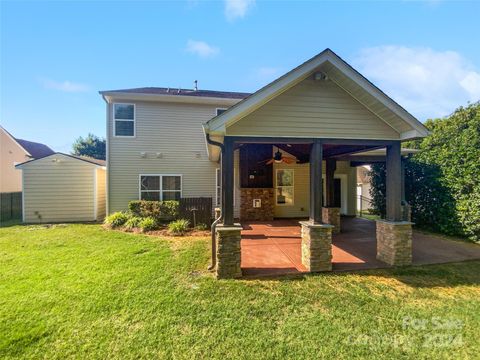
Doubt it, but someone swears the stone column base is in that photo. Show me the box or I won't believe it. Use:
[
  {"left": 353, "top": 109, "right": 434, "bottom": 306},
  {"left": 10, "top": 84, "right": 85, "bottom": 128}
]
[
  {"left": 215, "top": 224, "right": 242, "bottom": 279},
  {"left": 300, "top": 221, "right": 333, "bottom": 272},
  {"left": 322, "top": 207, "right": 341, "bottom": 234},
  {"left": 376, "top": 220, "right": 413, "bottom": 266}
]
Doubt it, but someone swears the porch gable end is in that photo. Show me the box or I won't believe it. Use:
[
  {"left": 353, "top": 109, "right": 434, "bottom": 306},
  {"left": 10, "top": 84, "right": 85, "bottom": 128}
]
[{"left": 225, "top": 75, "right": 400, "bottom": 139}]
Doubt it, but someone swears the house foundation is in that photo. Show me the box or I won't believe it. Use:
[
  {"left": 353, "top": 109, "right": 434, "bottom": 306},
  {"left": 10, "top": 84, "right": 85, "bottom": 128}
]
[
  {"left": 376, "top": 220, "right": 412, "bottom": 266},
  {"left": 215, "top": 224, "right": 242, "bottom": 279},
  {"left": 322, "top": 207, "right": 341, "bottom": 233},
  {"left": 300, "top": 221, "right": 333, "bottom": 272}
]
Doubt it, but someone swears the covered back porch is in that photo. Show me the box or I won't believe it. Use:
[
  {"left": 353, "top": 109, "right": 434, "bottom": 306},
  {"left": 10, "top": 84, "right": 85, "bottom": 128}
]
[{"left": 204, "top": 49, "right": 430, "bottom": 279}]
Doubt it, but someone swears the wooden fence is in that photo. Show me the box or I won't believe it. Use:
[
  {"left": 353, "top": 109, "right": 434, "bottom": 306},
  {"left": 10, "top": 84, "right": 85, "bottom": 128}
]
[
  {"left": 1, "top": 192, "right": 22, "bottom": 224},
  {"left": 179, "top": 197, "right": 213, "bottom": 227}
]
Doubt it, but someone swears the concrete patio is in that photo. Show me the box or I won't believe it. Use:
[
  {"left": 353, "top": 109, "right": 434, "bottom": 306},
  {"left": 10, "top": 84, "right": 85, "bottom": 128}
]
[{"left": 241, "top": 217, "right": 480, "bottom": 277}]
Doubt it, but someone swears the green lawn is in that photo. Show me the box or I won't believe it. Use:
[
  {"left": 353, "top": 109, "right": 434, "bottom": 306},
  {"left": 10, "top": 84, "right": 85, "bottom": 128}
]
[{"left": 1, "top": 224, "right": 479, "bottom": 359}]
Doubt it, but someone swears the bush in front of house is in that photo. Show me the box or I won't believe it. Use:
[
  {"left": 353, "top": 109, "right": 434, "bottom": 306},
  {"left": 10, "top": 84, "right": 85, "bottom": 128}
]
[
  {"left": 124, "top": 216, "right": 142, "bottom": 231},
  {"left": 128, "top": 200, "right": 179, "bottom": 222},
  {"left": 168, "top": 219, "right": 190, "bottom": 235},
  {"left": 139, "top": 217, "right": 158, "bottom": 232},
  {"left": 195, "top": 223, "right": 209, "bottom": 231},
  {"left": 104, "top": 212, "right": 129, "bottom": 228}
]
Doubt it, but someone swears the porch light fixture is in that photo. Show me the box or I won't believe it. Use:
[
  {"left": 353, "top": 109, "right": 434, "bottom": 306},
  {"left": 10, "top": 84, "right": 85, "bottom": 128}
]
[
  {"left": 273, "top": 150, "right": 283, "bottom": 163},
  {"left": 314, "top": 71, "right": 329, "bottom": 81},
  {"left": 140, "top": 152, "right": 147, "bottom": 158}
]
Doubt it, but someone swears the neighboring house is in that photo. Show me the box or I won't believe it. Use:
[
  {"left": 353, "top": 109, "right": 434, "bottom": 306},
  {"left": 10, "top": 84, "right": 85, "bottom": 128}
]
[
  {"left": 16, "top": 153, "right": 106, "bottom": 223},
  {"left": 0, "top": 126, "right": 54, "bottom": 192},
  {"left": 357, "top": 165, "right": 372, "bottom": 211},
  {"left": 99, "top": 49, "right": 428, "bottom": 223}
]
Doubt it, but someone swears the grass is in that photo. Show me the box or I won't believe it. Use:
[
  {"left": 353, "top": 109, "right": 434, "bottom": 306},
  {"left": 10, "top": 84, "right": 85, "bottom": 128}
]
[{"left": 1, "top": 224, "right": 479, "bottom": 359}]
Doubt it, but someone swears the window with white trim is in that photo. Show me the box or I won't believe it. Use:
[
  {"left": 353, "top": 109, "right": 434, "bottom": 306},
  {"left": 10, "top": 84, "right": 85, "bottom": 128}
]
[
  {"left": 216, "top": 108, "right": 227, "bottom": 116},
  {"left": 215, "top": 168, "right": 221, "bottom": 206},
  {"left": 276, "top": 169, "right": 294, "bottom": 205},
  {"left": 114, "top": 103, "right": 135, "bottom": 137},
  {"left": 215, "top": 168, "right": 235, "bottom": 207},
  {"left": 140, "top": 175, "right": 181, "bottom": 201}
]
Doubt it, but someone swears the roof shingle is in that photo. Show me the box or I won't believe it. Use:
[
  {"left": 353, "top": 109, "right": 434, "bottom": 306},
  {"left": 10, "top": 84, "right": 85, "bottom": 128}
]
[
  {"left": 15, "top": 138, "right": 55, "bottom": 159},
  {"left": 100, "top": 87, "right": 251, "bottom": 99}
]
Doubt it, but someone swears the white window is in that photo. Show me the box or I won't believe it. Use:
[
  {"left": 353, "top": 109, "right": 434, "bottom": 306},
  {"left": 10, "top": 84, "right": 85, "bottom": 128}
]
[
  {"left": 215, "top": 168, "right": 235, "bottom": 207},
  {"left": 139, "top": 175, "right": 182, "bottom": 201},
  {"left": 114, "top": 103, "right": 135, "bottom": 137},
  {"left": 276, "top": 169, "right": 294, "bottom": 205},
  {"left": 216, "top": 108, "right": 227, "bottom": 116},
  {"left": 215, "top": 168, "right": 221, "bottom": 206}
]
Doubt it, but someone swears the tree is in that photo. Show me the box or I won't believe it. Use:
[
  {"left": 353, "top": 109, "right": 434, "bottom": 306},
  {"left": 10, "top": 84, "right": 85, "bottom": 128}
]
[
  {"left": 369, "top": 102, "right": 480, "bottom": 242},
  {"left": 72, "top": 133, "right": 106, "bottom": 160}
]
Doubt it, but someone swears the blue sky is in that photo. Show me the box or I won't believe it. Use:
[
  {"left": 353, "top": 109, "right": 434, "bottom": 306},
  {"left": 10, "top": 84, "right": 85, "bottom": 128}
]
[{"left": 1, "top": 0, "right": 479, "bottom": 152}]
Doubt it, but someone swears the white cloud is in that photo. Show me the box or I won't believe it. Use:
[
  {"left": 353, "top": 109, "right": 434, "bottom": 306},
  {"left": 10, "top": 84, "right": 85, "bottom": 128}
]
[
  {"left": 224, "top": 0, "right": 255, "bottom": 21},
  {"left": 352, "top": 46, "right": 480, "bottom": 119},
  {"left": 185, "top": 39, "right": 219, "bottom": 58},
  {"left": 40, "top": 78, "right": 90, "bottom": 92}
]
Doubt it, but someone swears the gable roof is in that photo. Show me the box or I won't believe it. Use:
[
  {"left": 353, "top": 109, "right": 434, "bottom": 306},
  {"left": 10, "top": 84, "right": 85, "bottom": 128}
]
[
  {"left": 16, "top": 152, "right": 106, "bottom": 169},
  {"left": 0, "top": 126, "right": 55, "bottom": 158},
  {"left": 204, "top": 48, "right": 429, "bottom": 140}
]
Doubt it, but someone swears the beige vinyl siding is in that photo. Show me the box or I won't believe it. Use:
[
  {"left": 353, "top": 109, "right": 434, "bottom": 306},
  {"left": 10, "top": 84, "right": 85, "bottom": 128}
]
[
  {"left": 21, "top": 154, "right": 97, "bottom": 223},
  {"left": 108, "top": 101, "right": 227, "bottom": 213},
  {"left": 226, "top": 76, "right": 400, "bottom": 139},
  {"left": 0, "top": 128, "right": 30, "bottom": 192},
  {"left": 96, "top": 167, "right": 106, "bottom": 221}
]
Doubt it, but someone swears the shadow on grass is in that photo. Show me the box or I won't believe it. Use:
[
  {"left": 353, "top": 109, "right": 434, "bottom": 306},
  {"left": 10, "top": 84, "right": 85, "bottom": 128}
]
[{"left": 241, "top": 260, "right": 480, "bottom": 289}]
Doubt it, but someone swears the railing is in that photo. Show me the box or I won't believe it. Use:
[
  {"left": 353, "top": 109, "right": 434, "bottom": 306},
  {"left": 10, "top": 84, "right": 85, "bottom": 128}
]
[
  {"left": 357, "top": 195, "right": 374, "bottom": 218},
  {"left": 0, "top": 192, "right": 22, "bottom": 225},
  {"left": 179, "top": 197, "right": 213, "bottom": 227}
]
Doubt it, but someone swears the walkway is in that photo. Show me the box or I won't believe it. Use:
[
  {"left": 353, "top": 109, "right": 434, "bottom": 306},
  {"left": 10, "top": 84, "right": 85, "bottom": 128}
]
[{"left": 241, "top": 217, "right": 480, "bottom": 277}]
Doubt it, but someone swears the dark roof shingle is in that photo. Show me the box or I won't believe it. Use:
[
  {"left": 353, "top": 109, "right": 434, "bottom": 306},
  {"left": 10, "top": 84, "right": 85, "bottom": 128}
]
[
  {"left": 16, "top": 138, "right": 55, "bottom": 159},
  {"left": 100, "top": 87, "right": 251, "bottom": 99}
]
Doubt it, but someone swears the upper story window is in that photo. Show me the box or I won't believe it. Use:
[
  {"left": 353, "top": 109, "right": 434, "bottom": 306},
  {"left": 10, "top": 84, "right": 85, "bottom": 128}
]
[
  {"left": 114, "top": 103, "right": 135, "bottom": 137},
  {"left": 216, "top": 108, "right": 227, "bottom": 116}
]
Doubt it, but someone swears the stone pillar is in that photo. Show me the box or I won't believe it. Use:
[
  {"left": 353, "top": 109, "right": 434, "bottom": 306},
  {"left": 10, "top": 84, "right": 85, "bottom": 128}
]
[
  {"left": 300, "top": 221, "right": 333, "bottom": 272},
  {"left": 215, "top": 224, "right": 242, "bottom": 279},
  {"left": 322, "top": 207, "right": 341, "bottom": 234},
  {"left": 376, "top": 220, "right": 413, "bottom": 266}
]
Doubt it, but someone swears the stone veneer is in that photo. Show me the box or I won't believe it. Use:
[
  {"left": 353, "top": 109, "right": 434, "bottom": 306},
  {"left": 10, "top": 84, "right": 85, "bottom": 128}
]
[
  {"left": 322, "top": 207, "right": 341, "bottom": 234},
  {"left": 300, "top": 221, "right": 333, "bottom": 272},
  {"left": 376, "top": 220, "right": 413, "bottom": 266},
  {"left": 215, "top": 224, "right": 242, "bottom": 279},
  {"left": 240, "top": 188, "right": 274, "bottom": 221}
]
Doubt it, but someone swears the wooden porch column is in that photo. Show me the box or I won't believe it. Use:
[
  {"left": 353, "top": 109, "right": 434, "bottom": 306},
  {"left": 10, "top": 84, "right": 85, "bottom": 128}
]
[
  {"left": 309, "top": 139, "right": 323, "bottom": 224},
  {"left": 386, "top": 141, "right": 402, "bottom": 221},
  {"left": 325, "top": 158, "right": 336, "bottom": 207},
  {"left": 222, "top": 137, "right": 235, "bottom": 226}
]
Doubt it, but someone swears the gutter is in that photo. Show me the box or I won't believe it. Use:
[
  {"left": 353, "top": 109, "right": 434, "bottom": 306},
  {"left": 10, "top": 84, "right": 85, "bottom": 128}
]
[{"left": 205, "top": 132, "right": 224, "bottom": 271}]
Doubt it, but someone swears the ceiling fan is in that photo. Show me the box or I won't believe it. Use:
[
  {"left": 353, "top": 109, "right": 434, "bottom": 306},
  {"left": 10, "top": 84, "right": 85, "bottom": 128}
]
[{"left": 259, "top": 150, "right": 297, "bottom": 165}]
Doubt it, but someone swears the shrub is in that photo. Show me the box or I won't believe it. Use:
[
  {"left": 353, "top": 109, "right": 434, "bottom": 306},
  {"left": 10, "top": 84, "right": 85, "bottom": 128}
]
[
  {"left": 124, "top": 216, "right": 142, "bottom": 230},
  {"left": 104, "top": 212, "right": 129, "bottom": 228},
  {"left": 139, "top": 217, "right": 158, "bottom": 232},
  {"left": 128, "top": 200, "right": 179, "bottom": 222},
  {"left": 369, "top": 102, "right": 480, "bottom": 242},
  {"left": 195, "top": 223, "right": 209, "bottom": 231},
  {"left": 168, "top": 219, "right": 190, "bottom": 235}
]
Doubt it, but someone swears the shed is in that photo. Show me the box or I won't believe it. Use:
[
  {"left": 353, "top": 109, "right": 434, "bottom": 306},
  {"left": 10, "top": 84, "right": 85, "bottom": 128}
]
[{"left": 16, "top": 153, "right": 106, "bottom": 223}]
